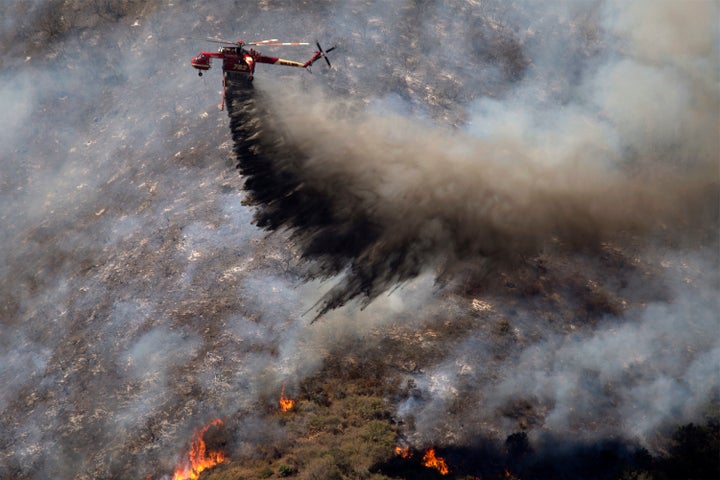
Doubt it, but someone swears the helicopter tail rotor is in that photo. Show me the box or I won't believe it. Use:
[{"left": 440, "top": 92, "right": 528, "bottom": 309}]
[
  {"left": 307, "top": 41, "right": 336, "bottom": 69},
  {"left": 318, "top": 41, "right": 336, "bottom": 68}
]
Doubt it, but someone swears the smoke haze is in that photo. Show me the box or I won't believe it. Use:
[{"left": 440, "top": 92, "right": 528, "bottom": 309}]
[
  {"left": 0, "top": 0, "right": 718, "bottom": 478},
  {"left": 228, "top": 0, "right": 718, "bottom": 314}
]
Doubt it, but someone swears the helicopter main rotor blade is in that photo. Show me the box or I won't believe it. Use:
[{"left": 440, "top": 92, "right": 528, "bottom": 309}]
[
  {"left": 249, "top": 41, "right": 310, "bottom": 46},
  {"left": 207, "top": 37, "right": 243, "bottom": 45},
  {"left": 206, "top": 38, "right": 310, "bottom": 47},
  {"left": 247, "top": 38, "right": 280, "bottom": 45}
]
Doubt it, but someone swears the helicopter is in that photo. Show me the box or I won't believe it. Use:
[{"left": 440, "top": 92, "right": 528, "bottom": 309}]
[{"left": 191, "top": 38, "right": 336, "bottom": 109}]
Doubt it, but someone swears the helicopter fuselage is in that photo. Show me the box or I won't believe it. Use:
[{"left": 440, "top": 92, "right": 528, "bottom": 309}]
[
  {"left": 191, "top": 40, "right": 334, "bottom": 110},
  {"left": 191, "top": 46, "right": 306, "bottom": 79}
]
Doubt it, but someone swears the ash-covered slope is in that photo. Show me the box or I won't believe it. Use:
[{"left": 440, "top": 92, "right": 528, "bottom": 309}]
[{"left": 1, "top": 1, "right": 718, "bottom": 479}]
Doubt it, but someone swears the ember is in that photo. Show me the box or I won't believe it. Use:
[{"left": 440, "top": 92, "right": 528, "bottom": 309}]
[
  {"left": 422, "top": 447, "right": 449, "bottom": 475},
  {"left": 279, "top": 385, "right": 295, "bottom": 412},
  {"left": 172, "top": 419, "right": 226, "bottom": 480},
  {"left": 394, "top": 445, "right": 412, "bottom": 458}
]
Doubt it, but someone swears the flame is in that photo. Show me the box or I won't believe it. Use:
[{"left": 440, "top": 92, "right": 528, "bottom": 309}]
[
  {"left": 422, "top": 447, "right": 449, "bottom": 475},
  {"left": 279, "top": 385, "right": 295, "bottom": 412},
  {"left": 172, "top": 419, "right": 226, "bottom": 480},
  {"left": 394, "top": 445, "right": 412, "bottom": 458}
]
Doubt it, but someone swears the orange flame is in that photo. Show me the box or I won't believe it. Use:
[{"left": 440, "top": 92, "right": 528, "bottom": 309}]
[
  {"left": 422, "top": 447, "right": 449, "bottom": 475},
  {"left": 172, "top": 419, "right": 226, "bottom": 480},
  {"left": 394, "top": 445, "right": 412, "bottom": 458},
  {"left": 279, "top": 385, "right": 295, "bottom": 412}
]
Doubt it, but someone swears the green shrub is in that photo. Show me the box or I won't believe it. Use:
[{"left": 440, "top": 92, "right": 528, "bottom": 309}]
[
  {"left": 308, "top": 414, "right": 344, "bottom": 435},
  {"left": 299, "top": 455, "right": 343, "bottom": 480},
  {"left": 361, "top": 420, "right": 394, "bottom": 444},
  {"left": 279, "top": 463, "right": 296, "bottom": 477}
]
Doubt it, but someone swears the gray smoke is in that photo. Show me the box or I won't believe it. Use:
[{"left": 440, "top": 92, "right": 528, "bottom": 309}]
[
  {"left": 231, "top": 0, "right": 717, "bottom": 315},
  {"left": 231, "top": 0, "right": 719, "bottom": 452},
  {"left": 396, "top": 247, "right": 719, "bottom": 448}
]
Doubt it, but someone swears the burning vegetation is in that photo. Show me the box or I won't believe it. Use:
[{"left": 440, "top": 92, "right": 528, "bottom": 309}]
[
  {"left": 422, "top": 448, "right": 449, "bottom": 475},
  {"left": 279, "top": 385, "right": 295, "bottom": 413},
  {"left": 172, "top": 419, "right": 226, "bottom": 480},
  {"left": 393, "top": 445, "right": 450, "bottom": 475},
  {"left": 0, "top": 2, "right": 718, "bottom": 480},
  {"left": 394, "top": 445, "right": 411, "bottom": 459}
]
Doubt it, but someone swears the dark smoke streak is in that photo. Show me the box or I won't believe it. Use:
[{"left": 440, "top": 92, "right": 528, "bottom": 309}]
[
  {"left": 227, "top": 76, "right": 717, "bottom": 318},
  {"left": 2, "top": 1, "right": 718, "bottom": 478},
  {"left": 226, "top": 77, "right": 391, "bottom": 316}
]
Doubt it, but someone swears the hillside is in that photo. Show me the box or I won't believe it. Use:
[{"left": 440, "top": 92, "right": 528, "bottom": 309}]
[{"left": 1, "top": 1, "right": 718, "bottom": 479}]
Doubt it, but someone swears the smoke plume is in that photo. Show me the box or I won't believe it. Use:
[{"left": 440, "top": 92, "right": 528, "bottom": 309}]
[{"left": 230, "top": 0, "right": 718, "bottom": 315}]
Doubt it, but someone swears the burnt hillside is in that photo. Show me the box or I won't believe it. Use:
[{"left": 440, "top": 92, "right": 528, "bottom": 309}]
[{"left": 1, "top": 1, "right": 718, "bottom": 479}]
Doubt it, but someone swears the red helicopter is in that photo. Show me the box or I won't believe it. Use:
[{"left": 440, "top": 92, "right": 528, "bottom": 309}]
[{"left": 191, "top": 38, "right": 335, "bottom": 109}]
